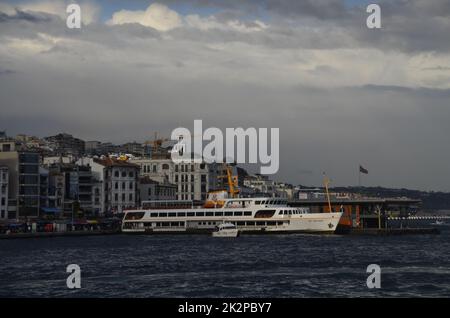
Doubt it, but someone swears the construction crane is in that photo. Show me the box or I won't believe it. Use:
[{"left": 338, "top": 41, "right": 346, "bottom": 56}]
[{"left": 217, "top": 163, "right": 240, "bottom": 198}]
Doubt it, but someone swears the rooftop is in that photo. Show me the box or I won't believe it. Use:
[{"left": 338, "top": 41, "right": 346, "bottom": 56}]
[{"left": 94, "top": 157, "right": 139, "bottom": 168}]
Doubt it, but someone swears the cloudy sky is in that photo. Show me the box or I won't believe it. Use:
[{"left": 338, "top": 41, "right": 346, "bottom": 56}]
[{"left": 1, "top": 0, "right": 449, "bottom": 191}]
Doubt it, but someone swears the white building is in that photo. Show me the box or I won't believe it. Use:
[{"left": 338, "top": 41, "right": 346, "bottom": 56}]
[
  {"left": 0, "top": 166, "right": 8, "bottom": 219},
  {"left": 131, "top": 158, "right": 214, "bottom": 201},
  {"left": 79, "top": 157, "right": 139, "bottom": 214}
]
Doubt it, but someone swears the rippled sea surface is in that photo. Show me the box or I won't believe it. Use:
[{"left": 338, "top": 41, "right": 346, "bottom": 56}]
[{"left": 1, "top": 226, "right": 449, "bottom": 297}]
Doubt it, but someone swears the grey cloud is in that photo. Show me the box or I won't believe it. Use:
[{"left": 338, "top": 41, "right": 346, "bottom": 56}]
[{"left": 1, "top": 1, "right": 450, "bottom": 191}]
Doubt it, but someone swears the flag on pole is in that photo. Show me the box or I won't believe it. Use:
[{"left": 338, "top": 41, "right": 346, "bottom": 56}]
[{"left": 359, "top": 165, "right": 368, "bottom": 174}]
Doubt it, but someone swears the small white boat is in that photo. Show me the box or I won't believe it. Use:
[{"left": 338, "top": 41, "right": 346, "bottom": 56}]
[
  {"left": 431, "top": 220, "right": 445, "bottom": 226},
  {"left": 212, "top": 223, "right": 239, "bottom": 237}
]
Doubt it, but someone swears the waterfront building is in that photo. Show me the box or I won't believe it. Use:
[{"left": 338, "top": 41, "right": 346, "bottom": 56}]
[
  {"left": 138, "top": 176, "right": 177, "bottom": 202},
  {"left": 131, "top": 158, "right": 214, "bottom": 201},
  {"left": 0, "top": 143, "right": 40, "bottom": 219},
  {"left": 80, "top": 157, "right": 140, "bottom": 214},
  {"left": 0, "top": 166, "right": 8, "bottom": 219}
]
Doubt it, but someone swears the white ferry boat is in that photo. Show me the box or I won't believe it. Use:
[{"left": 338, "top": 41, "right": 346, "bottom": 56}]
[{"left": 121, "top": 197, "right": 342, "bottom": 234}]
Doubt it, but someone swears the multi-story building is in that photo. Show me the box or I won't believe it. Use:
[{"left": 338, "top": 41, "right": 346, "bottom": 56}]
[
  {"left": 44, "top": 133, "right": 85, "bottom": 157},
  {"left": 131, "top": 158, "right": 213, "bottom": 201},
  {"left": 138, "top": 176, "right": 177, "bottom": 203},
  {"left": 81, "top": 157, "right": 140, "bottom": 214},
  {"left": 84, "top": 141, "right": 101, "bottom": 155},
  {"left": 243, "top": 174, "right": 277, "bottom": 197},
  {"left": 0, "top": 166, "right": 8, "bottom": 219},
  {"left": 44, "top": 163, "right": 98, "bottom": 217},
  {"left": 0, "top": 142, "right": 40, "bottom": 219}
]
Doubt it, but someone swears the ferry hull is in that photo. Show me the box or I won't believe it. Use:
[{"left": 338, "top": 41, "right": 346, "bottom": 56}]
[{"left": 122, "top": 212, "right": 342, "bottom": 235}]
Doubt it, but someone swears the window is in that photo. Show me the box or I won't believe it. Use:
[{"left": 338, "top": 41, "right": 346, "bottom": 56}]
[
  {"left": 114, "top": 171, "right": 119, "bottom": 177},
  {"left": 114, "top": 193, "right": 118, "bottom": 202},
  {"left": 150, "top": 213, "right": 158, "bottom": 218},
  {"left": 187, "top": 212, "right": 195, "bottom": 217},
  {"left": 175, "top": 165, "right": 179, "bottom": 172},
  {"left": 205, "top": 212, "right": 213, "bottom": 216},
  {"left": 122, "top": 182, "right": 126, "bottom": 189},
  {"left": 191, "top": 165, "right": 194, "bottom": 172},
  {"left": 122, "top": 171, "right": 126, "bottom": 178},
  {"left": 115, "top": 182, "right": 118, "bottom": 189},
  {"left": 122, "top": 193, "right": 125, "bottom": 202},
  {"left": 244, "top": 211, "right": 252, "bottom": 216},
  {"left": 200, "top": 163, "right": 205, "bottom": 169},
  {"left": 159, "top": 212, "right": 167, "bottom": 217},
  {"left": 224, "top": 211, "right": 233, "bottom": 216},
  {"left": 168, "top": 213, "right": 176, "bottom": 217},
  {"left": 129, "top": 193, "right": 133, "bottom": 201},
  {"left": 177, "top": 212, "right": 186, "bottom": 217},
  {"left": 215, "top": 212, "right": 223, "bottom": 216},
  {"left": 129, "top": 182, "right": 133, "bottom": 190},
  {"left": 162, "top": 164, "right": 169, "bottom": 170},
  {"left": 175, "top": 175, "right": 178, "bottom": 182},
  {"left": 234, "top": 211, "right": 243, "bottom": 216},
  {"left": 191, "top": 175, "right": 194, "bottom": 182},
  {"left": 196, "top": 212, "right": 205, "bottom": 217},
  {"left": 129, "top": 171, "right": 134, "bottom": 178},
  {"left": 19, "top": 165, "right": 38, "bottom": 174}
]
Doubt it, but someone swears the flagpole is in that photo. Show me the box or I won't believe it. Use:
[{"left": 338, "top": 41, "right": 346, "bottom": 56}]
[{"left": 358, "top": 169, "right": 361, "bottom": 188}]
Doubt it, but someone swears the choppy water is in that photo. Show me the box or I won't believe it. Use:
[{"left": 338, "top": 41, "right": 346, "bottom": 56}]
[{"left": 1, "top": 226, "right": 449, "bottom": 297}]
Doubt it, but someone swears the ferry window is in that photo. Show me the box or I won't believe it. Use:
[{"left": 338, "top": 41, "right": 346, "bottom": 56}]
[
  {"left": 187, "top": 212, "right": 195, "bottom": 217},
  {"left": 158, "top": 213, "right": 167, "bottom": 217},
  {"left": 162, "top": 222, "right": 170, "bottom": 227},
  {"left": 224, "top": 211, "right": 233, "bottom": 216},
  {"left": 144, "top": 222, "right": 152, "bottom": 227},
  {"left": 254, "top": 210, "right": 276, "bottom": 218},
  {"left": 168, "top": 213, "right": 176, "bottom": 217},
  {"left": 244, "top": 211, "right": 252, "bottom": 216},
  {"left": 279, "top": 210, "right": 284, "bottom": 215},
  {"left": 237, "top": 221, "right": 245, "bottom": 226},
  {"left": 234, "top": 211, "right": 243, "bottom": 216},
  {"left": 215, "top": 212, "right": 223, "bottom": 216},
  {"left": 180, "top": 222, "right": 185, "bottom": 226},
  {"left": 267, "top": 221, "right": 276, "bottom": 226},
  {"left": 156, "top": 222, "right": 161, "bottom": 227},
  {"left": 125, "top": 212, "right": 145, "bottom": 220},
  {"left": 150, "top": 213, "right": 158, "bottom": 218},
  {"left": 255, "top": 201, "right": 261, "bottom": 205},
  {"left": 196, "top": 212, "right": 205, "bottom": 217},
  {"left": 246, "top": 221, "right": 255, "bottom": 226},
  {"left": 170, "top": 222, "right": 179, "bottom": 227},
  {"left": 256, "top": 221, "right": 266, "bottom": 226},
  {"left": 177, "top": 212, "right": 186, "bottom": 217},
  {"left": 205, "top": 212, "right": 214, "bottom": 216}
]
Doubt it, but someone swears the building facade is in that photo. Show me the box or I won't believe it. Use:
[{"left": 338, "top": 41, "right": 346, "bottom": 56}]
[
  {"left": 0, "top": 166, "right": 8, "bottom": 219},
  {"left": 131, "top": 158, "right": 213, "bottom": 201},
  {"left": 138, "top": 177, "right": 177, "bottom": 202},
  {"left": 0, "top": 145, "right": 41, "bottom": 219},
  {"left": 82, "top": 158, "right": 140, "bottom": 214},
  {"left": 44, "top": 133, "right": 85, "bottom": 157}
]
